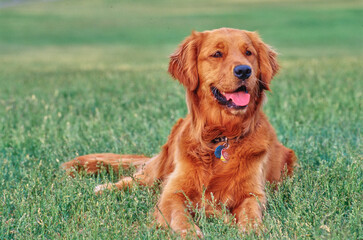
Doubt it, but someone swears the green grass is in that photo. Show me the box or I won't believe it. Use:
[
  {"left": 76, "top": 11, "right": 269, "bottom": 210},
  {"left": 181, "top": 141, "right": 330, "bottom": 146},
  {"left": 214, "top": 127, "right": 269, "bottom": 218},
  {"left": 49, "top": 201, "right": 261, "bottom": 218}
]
[{"left": 0, "top": 0, "right": 362, "bottom": 239}]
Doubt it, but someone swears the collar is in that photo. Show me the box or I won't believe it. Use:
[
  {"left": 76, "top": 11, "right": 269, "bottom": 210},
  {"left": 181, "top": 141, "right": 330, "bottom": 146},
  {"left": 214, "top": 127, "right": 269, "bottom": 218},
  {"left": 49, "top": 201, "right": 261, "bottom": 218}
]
[
  {"left": 211, "top": 136, "right": 228, "bottom": 144},
  {"left": 211, "top": 135, "right": 242, "bottom": 144}
]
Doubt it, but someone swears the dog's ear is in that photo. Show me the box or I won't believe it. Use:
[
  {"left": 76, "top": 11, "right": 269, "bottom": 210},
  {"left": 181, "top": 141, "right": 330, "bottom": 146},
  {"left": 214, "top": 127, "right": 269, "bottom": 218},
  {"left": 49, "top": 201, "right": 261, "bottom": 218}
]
[
  {"left": 247, "top": 31, "right": 279, "bottom": 91},
  {"left": 168, "top": 31, "right": 201, "bottom": 91}
]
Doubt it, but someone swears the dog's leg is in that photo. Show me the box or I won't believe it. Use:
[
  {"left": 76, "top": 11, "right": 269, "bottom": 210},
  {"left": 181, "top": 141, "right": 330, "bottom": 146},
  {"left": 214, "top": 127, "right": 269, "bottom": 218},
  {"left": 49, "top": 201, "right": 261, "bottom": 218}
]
[
  {"left": 232, "top": 194, "right": 266, "bottom": 232},
  {"left": 61, "top": 153, "right": 149, "bottom": 177},
  {"left": 284, "top": 148, "right": 297, "bottom": 176},
  {"left": 93, "top": 176, "right": 133, "bottom": 193},
  {"left": 153, "top": 175, "right": 204, "bottom": 238},
  {"left": 265, "top": 145, "right": 298, "bottom": 183},
  {"left": 93, "top": 168, "right": 155, "bottom": 194},
  {"left": 93, "top": 155, "right": 164, "bottom": 194}
]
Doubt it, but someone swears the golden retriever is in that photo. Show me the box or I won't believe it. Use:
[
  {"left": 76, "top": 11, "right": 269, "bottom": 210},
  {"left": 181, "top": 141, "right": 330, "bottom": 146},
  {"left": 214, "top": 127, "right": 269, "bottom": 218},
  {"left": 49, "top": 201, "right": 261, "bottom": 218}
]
[{"left": 62, "top": 28, "right": 297, "bottom": 237}]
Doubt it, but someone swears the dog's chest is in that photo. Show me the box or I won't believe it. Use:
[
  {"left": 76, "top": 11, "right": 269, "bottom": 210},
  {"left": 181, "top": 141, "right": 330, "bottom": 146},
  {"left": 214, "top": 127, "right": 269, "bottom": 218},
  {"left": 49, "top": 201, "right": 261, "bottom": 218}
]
[{"left": 201, "top": 143, "right": 266, "bottom": 208}]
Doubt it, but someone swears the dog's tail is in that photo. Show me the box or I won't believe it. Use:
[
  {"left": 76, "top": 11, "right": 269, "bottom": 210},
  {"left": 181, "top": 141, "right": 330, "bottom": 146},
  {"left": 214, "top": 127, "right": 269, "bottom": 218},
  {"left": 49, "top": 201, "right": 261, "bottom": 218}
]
[{"left": 61, "top": 153, "right": 150, "bottom": 177}]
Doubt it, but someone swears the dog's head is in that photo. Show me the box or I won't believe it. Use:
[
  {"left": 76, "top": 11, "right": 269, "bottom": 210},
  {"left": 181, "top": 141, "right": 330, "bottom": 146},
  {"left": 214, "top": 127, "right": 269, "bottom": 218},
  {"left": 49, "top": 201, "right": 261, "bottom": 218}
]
[{"left": 169, "top": 28, "right": 279, "bottom": 122}]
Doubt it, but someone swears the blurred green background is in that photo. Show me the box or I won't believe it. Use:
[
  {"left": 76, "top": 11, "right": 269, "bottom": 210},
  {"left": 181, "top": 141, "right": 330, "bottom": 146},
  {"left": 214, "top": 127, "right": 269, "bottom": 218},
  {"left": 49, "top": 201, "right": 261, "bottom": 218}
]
[
  {"left": 1, "top": 0, "right": 362, "bottom": 68},
  {"left": 0, "top": 0, "right": 362, "bottom": 239}
]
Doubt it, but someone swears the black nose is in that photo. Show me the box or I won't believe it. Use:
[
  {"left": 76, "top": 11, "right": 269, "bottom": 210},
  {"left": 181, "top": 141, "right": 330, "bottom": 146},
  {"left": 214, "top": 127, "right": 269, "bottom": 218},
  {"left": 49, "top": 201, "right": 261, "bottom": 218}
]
[{"left": 233, "top": 65, "right": 252, "bottom": 80}]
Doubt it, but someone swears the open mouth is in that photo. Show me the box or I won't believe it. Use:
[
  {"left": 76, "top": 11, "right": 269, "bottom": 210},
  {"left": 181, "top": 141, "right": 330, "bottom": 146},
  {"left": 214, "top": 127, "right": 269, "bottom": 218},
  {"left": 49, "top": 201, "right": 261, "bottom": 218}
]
[{"left": 211, "top": 85, "right": 250, "bottom": 109}]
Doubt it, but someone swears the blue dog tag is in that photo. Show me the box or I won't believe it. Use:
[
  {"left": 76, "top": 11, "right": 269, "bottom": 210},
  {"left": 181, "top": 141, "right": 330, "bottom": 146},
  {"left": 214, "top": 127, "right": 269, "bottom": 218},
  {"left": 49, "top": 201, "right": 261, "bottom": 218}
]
[
  {"left": 214, "top": 145, "right": 224, "bottom": 159},
  {"left": 214, "top": 144, "right": 229, "bottom": 163}
]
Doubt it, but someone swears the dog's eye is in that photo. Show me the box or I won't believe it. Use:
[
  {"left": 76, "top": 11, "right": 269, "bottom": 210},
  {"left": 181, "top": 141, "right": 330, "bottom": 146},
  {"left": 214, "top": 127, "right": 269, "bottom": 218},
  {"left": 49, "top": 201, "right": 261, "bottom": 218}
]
[
  {"left": 212, "top": 51, "right": 223, "bottom": 58},
  {"left": 245, "top": 50, "right": 252, "bottom": 56}
]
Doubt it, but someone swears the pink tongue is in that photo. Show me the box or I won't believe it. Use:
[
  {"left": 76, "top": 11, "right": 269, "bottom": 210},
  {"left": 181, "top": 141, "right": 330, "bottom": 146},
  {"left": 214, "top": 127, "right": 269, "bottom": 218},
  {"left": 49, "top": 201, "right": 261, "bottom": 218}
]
[{"left": 224, "top": 91, "right": 250, "bottom": 106}]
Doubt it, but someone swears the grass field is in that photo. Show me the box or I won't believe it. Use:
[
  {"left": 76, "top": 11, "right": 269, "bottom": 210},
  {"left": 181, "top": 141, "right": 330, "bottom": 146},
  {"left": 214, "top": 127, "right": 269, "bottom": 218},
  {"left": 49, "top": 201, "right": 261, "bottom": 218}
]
[{"left": 0, "top": 0, "right": 362, "bottom": 239}]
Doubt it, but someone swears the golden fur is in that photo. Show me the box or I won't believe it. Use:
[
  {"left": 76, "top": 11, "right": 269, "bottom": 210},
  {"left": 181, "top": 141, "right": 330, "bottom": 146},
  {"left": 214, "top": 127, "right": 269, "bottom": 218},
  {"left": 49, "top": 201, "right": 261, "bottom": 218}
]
[{"left": 62, "top": 28, "right": 297, "bottom": 237}]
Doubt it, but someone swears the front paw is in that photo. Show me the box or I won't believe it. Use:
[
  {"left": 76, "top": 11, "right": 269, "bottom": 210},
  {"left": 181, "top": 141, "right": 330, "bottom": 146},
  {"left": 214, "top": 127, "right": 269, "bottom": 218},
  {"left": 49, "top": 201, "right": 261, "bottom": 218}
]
[
  {"left": 180, "top": 225, "right": 204, "bottom": 239},
  {"left": 154, "top": 207, "right": 204, "bottom": 238},
  {"left": 237, "top": 216, "right": 262, "bottom": 233}
]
